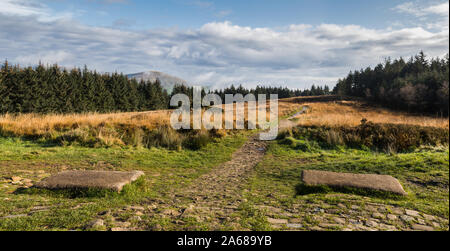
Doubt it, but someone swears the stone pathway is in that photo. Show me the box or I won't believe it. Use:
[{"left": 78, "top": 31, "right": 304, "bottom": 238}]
[
  {"left": 102, "top": 131, "right": 448, "bottom": 231},
  {"left": 142, "top": 134, "right": 269, "bottom": 230},
  {"left": 257, "top": 199, "right": 447, "bottom": 231}
]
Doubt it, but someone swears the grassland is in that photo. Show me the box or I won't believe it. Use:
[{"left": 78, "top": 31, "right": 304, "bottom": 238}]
[
  {"left": 0, "top": 96, "right": 448, "bottom": 231},
  {"left": 242, "top": 142, "right": 449, "bottom": 231},
  {"left": 0, "top": 133, "right": 249, "bottom": 230}
]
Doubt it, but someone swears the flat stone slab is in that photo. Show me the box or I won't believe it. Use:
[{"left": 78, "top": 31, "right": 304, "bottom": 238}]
[
  {"left": 301, "top": 170, "right": 407, "bottom": 195},
  {"left": 35, "top": 170, "right": 145, "bottom": 192}
]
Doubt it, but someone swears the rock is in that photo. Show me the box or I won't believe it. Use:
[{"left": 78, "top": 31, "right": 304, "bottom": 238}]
[
  {"left": 372, "top": 212, "right": 385, "bottom": 219},
  {"left": 22, "top": 178, "right": 32, "bottom": 183},
  {"left": 351, "top": 205, "right": 360, "bottom": 210},
  {"left": 115, "top": 221, "right": 131, "bottom": 228},
  {"left": 289, "top": 218, "right": 302, "bottom": 224},
  {"left": 411, "top": 224, "right": 434, "bottom": 231},
  {"left": 310, "top": 226, "right": 323, "bottom": 231},
  {"left": 378, "top": 223, "right": 397, "bottom": 231},
  {"left": 0, "top": 214, "right": 28, "bottom": 219},
  {"left": 111, "top": 227, "right": 128, "bottom": 231},
  {"left": 405, "top": 209, "right": 420, "bottom": 217},
  {"left": 128, "top": 206, "right": 145, "bottom": 211},
  {"left": 287, "top": 223, "right": 303, "bottom": 229},
  {"left": 35, "top": 170, "right": 145, "bottom": 192},
  {"left": 417, "top": 218, "right": 426, "bottom": 225},
  {"left": 400, "top": 215, "right": 414, "bottom": 222},
  {"left": 267, "top": 218, "right": 288, "bottom": 224},
  {"left": 313, "top": 208, "right": 325, "bottom": 213},
  {"left": 87, "top": 219, "right": 104, "bottom": 229},
  {"left": 301, "top": 170, "right": 407, "bottom": 195},
  {"left": 130, "top": 216, "right": 142, "bottom": 221},
  {"left": 431, "top": 222, "right": 440, "bottom": 228},
  {"left": 319, "top": 223, "right": 340, "bottom": 229},
  {"left": 365, "top": 205, "right": 378, "bottom": 212},
  {"left": 11, "top": 176, "right": 22, "bottom": 182},
  {"left": 423, "top": 214, "right": 435, "bottom": 221},
  {"left": 365, "top": 220, "right": 378, "bottom": 228},
  {"left": 337, "top": 203, "right": 346, "bottom": 209},
  {"left": 391, "top": 208, "right": 404, "bottom": 215},
  {"left": 334, "top": 217, "right": 346, "bottom": 224},
  {"left": 151, "top": 224, "right": 163, "bottom": 231},
  {"left": 162, "top": 209, "right": 180, "bottom": 217},
  {"left": 387, "top": 214, "right": 398, "bottom": 221}
]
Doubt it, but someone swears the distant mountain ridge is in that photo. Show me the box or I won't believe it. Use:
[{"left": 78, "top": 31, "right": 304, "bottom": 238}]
[{"left": 127, "top": 71, "right": 190, "bottom": 93}]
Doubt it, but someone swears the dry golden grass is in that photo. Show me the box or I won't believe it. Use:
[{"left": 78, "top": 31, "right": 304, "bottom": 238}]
[
  {"left": 290, "top": 99, "right": 449, "bottom": 129},
  {"left": 1, "top": 96, "right": 447, "bottom": 138},
  {"left": 0, "top": 110, "right": 171, "bottom": 137}
]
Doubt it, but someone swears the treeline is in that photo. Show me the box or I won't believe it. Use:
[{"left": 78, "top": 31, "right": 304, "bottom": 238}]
[
  {"left": 0, "top": 60, "right": 331, "bottom": 114},
  {"left": 333, "top": 52, "right": 449, "bottom": 116},
  {"left": 0, "top": 61, "right": 169, "bottom": 114},
  {"left": 213, "top": 84, "right": 331, "bottom": 99},
  {"left": 172, "top": 84, "right": 331, "bottom": 102}
]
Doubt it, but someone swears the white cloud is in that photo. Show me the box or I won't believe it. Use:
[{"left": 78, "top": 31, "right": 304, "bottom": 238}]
[
  {"left": 0, "top": 1, "right": 448, "bottom": 90},
  {"left": 393, "top": 1, "right": 449, "bottom": 31},
  {"left": 393, "top": 1, "right": 449, "bottom": 16}
]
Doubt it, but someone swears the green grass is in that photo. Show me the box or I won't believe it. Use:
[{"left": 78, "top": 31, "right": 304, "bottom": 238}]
[
  {"left": 1, "top": 126, "right": 449, "bottom": 231},
  {"left": 243, "top": 141, "right": 449, "bottom": 230},
  {"left": 0, "top": 133, "right": 248, "bottom": 231}
]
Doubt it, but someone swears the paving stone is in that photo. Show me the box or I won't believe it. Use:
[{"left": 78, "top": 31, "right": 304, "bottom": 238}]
[
  {"left": 378, "top": 223, "right": 398, "bottom": 231},
  {"left": 411, "top": 224, "right": 434, "bottom": 231},
  {"left": 391, "top": 208, "right": 404, "bottom": 215},
  {"left": 387, "top": 214, "right": 398, "bottom": 221},
  {"left": 423, "top": 214, "right": 436, "bottom": 221},
  {"left": 334, "top": 217, "right": 346, "bottom": 224},
  {"left": 35, "top": 170, "right": 145, "bottom": 192},
  {"left": 267, "top": 218, "right": 288, "bottom": 224},
  {"left": 405, "top": 209, "right": 420, "bottom": 217},
  {"left": 289, "top": 218, "right": 302, "bottom": 224},
  {"left": 417, "top": 218, "right": 426, "bottom": 225},
  {"left": 310, "top": 226, "right": 323, "bottom": 231},
  {"left": 431, "top": 222, "right": 440, "bottom": 228},
  {"left": 400, "top": 215, "right": 414, "bottom": 222},
  {"left": 286, "top": 223, "right": 303, "bottom": 229},
  {"left": 319, "top": 223, "right": 340, "bottom": 229},
  {"left": 301, "top": 170, "right": 408, "bottom": 195},
  {"left": 372, "top": 212, "right": 385, "bottom": 219},
  {"left": 365, "top": 220, "right": 378, "bottom": 228},
  {"left": 337, "top": 203, "right": 347, "bottom": 209},
  {"left": 110, "top": 227, "right": 128, "bottom": 231},
  {"left": 86, "top": 219, "right": 104, "bottom": 229},
  {"left": 11, "top": 176, "right": 22, "bottom": 182},
  {"left": 350, "top": 205, "right": 360, "bottom": 210},
  {"left": 365, "top": 205, "right": 378, "bottom": 212}
]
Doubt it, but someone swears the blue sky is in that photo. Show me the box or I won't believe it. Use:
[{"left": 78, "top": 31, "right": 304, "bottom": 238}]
[
  {"left": 47, "top": 0, "right": 410, "bottom": 29},
  {"left": 0, "top": 0, "right": 449, "bottom": 89}
]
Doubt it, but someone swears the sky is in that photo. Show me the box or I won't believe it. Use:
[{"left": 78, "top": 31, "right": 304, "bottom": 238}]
[{"left": 0, "top": 0, "right": 449, "bottom": 90}]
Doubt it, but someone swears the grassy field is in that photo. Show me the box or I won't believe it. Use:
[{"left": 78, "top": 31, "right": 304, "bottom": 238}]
[
  {"left": 0, "top": 133, "right": 248, "bottom": 230},
  {"left": 0, "top": 96, "right": 448, "bottom": 231},
  {"left": 242, "top": 142, "right": 449, "bottom": 231}
]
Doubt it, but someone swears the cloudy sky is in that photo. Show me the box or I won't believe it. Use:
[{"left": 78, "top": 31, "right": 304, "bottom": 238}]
[{"left": 0, "top": 0, "right": 448, "bottom": 89}]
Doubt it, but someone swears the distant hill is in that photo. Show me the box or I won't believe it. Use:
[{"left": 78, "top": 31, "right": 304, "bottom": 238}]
[{"left": 127, "top": 71, "right": 190, "bottom": 93}]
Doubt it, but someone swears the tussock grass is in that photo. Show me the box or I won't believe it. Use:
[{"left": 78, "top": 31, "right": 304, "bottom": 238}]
[{"left": 286, "top": 98, "right": 449, "bottom": 128}]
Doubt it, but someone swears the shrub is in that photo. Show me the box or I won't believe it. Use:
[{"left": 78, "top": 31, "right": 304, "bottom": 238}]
[
  {"left": 284, "top": 121, "right": 449, "bottom": 152},
  {"left": 143, "top": 125, "right": 184, "bottom": 150},
  {"left": 183, "top": 130, "right": 213, "bottom": 150}
]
